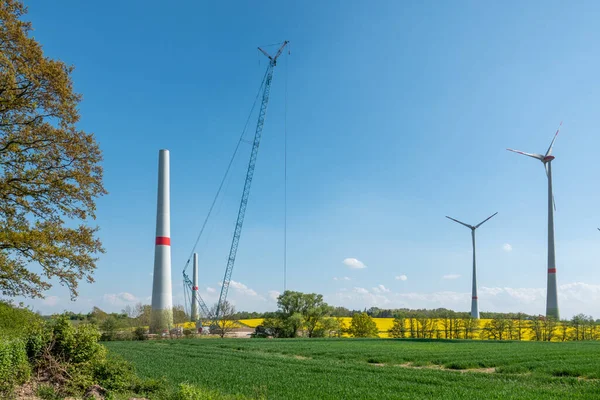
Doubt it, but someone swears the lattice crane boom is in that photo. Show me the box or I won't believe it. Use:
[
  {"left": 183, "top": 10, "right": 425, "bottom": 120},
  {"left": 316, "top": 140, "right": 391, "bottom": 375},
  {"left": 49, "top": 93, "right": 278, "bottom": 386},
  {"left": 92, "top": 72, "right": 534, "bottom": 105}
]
[
  {"left": 183, "top": 272, "right": 212, "bottom": 319},
  {"left": 215, "top": 41, "right": 288, "bottom": 318}
]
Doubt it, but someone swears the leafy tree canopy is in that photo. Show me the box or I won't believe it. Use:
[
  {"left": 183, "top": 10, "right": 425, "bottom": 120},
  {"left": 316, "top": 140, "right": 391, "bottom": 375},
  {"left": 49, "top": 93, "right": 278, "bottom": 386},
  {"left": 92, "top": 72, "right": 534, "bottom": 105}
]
[
  {"left": 0, "top": 0, "right": 106, "bottom": 299},
  {"left": 348, "top": 312, "right": 379, "bottom": 338}
]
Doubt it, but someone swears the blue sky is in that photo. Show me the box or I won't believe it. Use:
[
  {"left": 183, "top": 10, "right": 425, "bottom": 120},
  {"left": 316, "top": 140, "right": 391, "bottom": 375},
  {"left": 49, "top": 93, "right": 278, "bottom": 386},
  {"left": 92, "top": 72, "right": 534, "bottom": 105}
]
[{"left": 19, "top": 0, "right": 600, "bottom": 318}]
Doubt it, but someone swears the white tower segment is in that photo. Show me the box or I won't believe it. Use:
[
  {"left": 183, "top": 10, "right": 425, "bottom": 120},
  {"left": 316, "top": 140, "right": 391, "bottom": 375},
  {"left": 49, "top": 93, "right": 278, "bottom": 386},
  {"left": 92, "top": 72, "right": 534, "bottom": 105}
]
[
  {"left": 150, "top": 149, "right": 173, "bottom": 333},
  {"left": 191, "top": 253, "right": 199, "bottom": 322},
  {"left": 446, "top": 212, "right": 497, "bottom": 319},
  {"left": 507, "top": 122, "right": 562, "bottom": 320}
]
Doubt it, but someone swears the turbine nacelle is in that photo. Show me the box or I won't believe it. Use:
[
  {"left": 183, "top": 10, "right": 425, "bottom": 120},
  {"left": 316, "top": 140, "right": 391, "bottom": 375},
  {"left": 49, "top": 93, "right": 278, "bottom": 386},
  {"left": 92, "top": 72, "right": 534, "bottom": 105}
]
[{"left": 506, "top": 122, "right": 562, "bottom": 164}]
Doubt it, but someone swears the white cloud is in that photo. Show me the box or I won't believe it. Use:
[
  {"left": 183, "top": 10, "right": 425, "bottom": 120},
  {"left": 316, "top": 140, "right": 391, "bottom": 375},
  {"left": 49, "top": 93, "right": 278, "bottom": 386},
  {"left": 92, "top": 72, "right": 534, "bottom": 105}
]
[
  {"left": 103, "top": 292, "right": 138, "bottom": 306},
  {"left": 372, "top": 284, "right": 390, "bottom": 293},
  {"left": 443, "top": 274, "right": 461, "bottom": 280},
  {"left": 268, "top": 290, "right": 281, "bottom": 301},
  {"left": 503, "top": 243, "right": 513, "bottom": 252},
  {"left": 395, "top": 275, "right": 408, "bottom": 281},
  {"left": 333, "top": 276, "right": 351, "bottom": 281},
  {"left": 206, "top": 287, "right": 216, "bottom": 293},
  {"left": 343, "top": 258, "right": 366, "bottom": 269},
  {"left": 228, "top": 280, "right": 258, "bottom": 297},
  {"left": 335, "top": 287, "right": 392, "bottom": 307},
  {"left": 42, "top": 296, "right": 60, "bottom": 307}
]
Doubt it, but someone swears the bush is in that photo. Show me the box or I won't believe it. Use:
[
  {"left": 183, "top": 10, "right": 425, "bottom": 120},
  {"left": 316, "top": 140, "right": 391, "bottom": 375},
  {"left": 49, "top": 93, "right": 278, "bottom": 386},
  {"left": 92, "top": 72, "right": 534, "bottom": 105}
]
[
  {"left": 0, "top": 339, "right": 31, "bottom": 396},
  {"left": 2, "top": 313, "right": 165, "bottom": 398},
  {"left": 92, "top": 355, "right": 136, "bottom": 391},
  {"left": 100, "top": 316, "right": 119, "bottom": 341},
  {"left": 44, "top": 316, "right": 104, "bottom": 364},
  {"left": 36, "top": 384, "right": 61, "bottom": 400},
  {"left": 133, "top": 327, "right": 147, "bottom": 341},
  {"left": 0, "top": 301, "right": 42, "bottom": 339}
]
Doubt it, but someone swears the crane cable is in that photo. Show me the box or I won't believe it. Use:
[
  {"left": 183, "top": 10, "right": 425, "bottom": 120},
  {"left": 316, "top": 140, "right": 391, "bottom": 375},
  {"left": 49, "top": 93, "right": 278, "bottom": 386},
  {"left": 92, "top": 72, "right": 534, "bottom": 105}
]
[
  {"left": 283, "top": 49, "right": 288, "bottom": 292},
  {"left": 182, "top": 67, "right": 270, "bottom": 274}
]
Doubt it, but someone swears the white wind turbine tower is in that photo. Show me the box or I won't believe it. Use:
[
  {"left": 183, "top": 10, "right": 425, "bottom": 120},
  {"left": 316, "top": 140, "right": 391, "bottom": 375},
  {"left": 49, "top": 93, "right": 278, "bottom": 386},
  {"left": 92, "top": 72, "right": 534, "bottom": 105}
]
[
  {"left": 446, "top": 212, "right": 498, "bottom": 319},
  {"left": 507, "top": 122, "right": 562, "bottom": 320}
]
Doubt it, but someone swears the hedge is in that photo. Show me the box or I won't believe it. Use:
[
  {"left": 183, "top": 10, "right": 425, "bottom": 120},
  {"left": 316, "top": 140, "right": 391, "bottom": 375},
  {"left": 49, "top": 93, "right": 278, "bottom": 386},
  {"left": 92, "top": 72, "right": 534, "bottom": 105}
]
[{"left": 0, "top": 338, "right": 31, "bottom": 395}]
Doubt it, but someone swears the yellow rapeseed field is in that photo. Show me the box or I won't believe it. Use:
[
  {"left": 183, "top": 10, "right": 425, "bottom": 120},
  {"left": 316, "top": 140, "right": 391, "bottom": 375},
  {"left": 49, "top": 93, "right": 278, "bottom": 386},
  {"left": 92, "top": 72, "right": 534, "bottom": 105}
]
[{"left": 238, "top": 318, "right": 576, "bottom": 341}]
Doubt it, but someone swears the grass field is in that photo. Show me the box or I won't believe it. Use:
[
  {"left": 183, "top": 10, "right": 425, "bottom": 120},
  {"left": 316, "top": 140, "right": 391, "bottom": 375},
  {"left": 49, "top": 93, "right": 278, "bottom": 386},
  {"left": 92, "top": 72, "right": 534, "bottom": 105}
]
[{"left": 106, "top": 338, "right": 600, "bottom": 399}]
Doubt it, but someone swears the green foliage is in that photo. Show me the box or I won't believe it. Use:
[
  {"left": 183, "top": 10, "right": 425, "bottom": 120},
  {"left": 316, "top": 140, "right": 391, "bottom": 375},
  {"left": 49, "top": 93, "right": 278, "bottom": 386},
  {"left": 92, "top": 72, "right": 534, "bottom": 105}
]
[
  {"left": 25, "top": 314, "right": 162, "bottom": 398},
  {"left": 348, "top": 312, "right": 379, "bottom": 338},
  {"left": 92, "top": 355, "right": 136, "bottom": 391},
  {"left": 0, "top": 300, "right": 42, "bottom": 338},
  {"left": 388, "top": 317, "right": 407, "bottom": 338},
  {"left": 0, "top": 0, "right": 107, "bottom": 300},
  {"left": 312, "top": 317, "right": 343, "bottom": 338},
  {"left": 0, "top": 338, "right": 31, "bottom": 396},
  {"left": 259, "top": 291, "right": 332, "bottom": 338},
  {"left": 36, "top": 384, "right": 61, "bottom": 400},
  {"left": 173, "top": 304, "right": 189, "bottom": 325},
  {"left": 106, "top": 339, "right": 600, "bottom": 400},
  {"left": 133, "top": 326, "right": 147, "bottom": 341},
  {"left": 100, "top": 316, "right": 119, "bottom": 341},
  {"left": 45, "top": 316, "right": 104, "bottom": 363}
]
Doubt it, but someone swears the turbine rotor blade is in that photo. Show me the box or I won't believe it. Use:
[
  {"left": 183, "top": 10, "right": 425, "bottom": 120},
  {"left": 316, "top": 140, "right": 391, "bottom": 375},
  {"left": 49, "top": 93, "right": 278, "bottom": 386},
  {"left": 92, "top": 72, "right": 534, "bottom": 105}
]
[
  {"left": 506, "top": 148, "right": 545, "bottom": 160},
  {"left": 475, "top": 212, "right": 498, "bottom": 228},
  {"left": 545, "top": 121, "right": 562, "bottom": 157},
  {"left": 445, "top": 216, "right": 473, "bottom": 229}
]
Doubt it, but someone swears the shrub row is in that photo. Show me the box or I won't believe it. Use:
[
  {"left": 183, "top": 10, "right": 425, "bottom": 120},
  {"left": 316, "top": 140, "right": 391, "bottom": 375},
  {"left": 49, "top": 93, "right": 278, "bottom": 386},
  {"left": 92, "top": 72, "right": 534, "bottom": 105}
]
[{"left": 0, "top": 338, "right": 31, "bottom": 395}]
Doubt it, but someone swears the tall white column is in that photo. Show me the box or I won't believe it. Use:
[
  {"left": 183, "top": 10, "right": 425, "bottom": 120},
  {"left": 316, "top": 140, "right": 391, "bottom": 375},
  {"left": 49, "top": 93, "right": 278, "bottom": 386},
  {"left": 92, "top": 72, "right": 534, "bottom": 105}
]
[
  {"left": 150, "top": 149, "right": 173, "bottom": 333},
  {"left": 546, "top": 161, "right": 559, "bottom": 319},
  {"left": 191, "top": 253, "right": 199, "bottom": 321},
  {"left": 471, "top": 229, "right": 479, "bottom": 319}
]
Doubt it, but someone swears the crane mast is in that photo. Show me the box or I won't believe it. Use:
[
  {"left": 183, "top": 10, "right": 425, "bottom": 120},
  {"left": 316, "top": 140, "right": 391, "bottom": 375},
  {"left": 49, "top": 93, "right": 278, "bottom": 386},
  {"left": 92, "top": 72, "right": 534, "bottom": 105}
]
[{"left": 215, "top": 41, "right": 288, "bottom": 318}]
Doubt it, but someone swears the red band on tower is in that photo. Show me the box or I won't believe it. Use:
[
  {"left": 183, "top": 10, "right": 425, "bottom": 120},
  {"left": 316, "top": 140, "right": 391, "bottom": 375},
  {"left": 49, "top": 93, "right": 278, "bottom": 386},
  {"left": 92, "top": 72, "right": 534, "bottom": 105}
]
[
  {"left": 193, "top": 286, "right": 198, "bottom": 290},
  {"left": 548, "top": 268, "right": 557, "bottom": 274},
  {"left": 472, "top": 296, "right": 478, "bottom": 300},
  {"left": 155, "top": 236, "right": 171, "bottom": 246}
]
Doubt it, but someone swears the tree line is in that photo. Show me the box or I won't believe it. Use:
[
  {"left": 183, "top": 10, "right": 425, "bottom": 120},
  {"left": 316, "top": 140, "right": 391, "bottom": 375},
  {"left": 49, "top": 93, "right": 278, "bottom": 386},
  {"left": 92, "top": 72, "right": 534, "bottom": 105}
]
[{"left": 251, "top": 291, "right": 599, "bottom": 341}]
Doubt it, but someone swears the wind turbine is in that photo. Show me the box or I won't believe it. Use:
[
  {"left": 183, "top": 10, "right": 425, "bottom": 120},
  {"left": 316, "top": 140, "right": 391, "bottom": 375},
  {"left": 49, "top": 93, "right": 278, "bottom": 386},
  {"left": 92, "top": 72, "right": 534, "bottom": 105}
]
[
  {"left": 446, "top": 212, "right": 498, "bottom": 319},
  {"left": 507, "top": 122, "right": 562, "bottom": 319}
]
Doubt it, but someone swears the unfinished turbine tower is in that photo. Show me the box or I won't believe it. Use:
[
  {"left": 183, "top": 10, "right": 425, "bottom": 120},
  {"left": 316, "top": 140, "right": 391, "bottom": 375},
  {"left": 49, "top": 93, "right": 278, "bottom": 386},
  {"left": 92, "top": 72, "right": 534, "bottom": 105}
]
[
  {"left": 507, "top": 122, "right": 562, "bottom": 319},
  {"left": 446, "top": 212, "right": 498, "bottom": 319},
  {"left": 150, "top": 149, "right": 173, "bottom": 333},
  {"left": 190, "top": 253, "right": 199, "bottom": 322}
]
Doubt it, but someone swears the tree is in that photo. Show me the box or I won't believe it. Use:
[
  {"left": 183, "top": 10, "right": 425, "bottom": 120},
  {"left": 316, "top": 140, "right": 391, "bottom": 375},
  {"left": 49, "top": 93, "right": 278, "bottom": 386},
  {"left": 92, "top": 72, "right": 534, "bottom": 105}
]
[
  {"left": 482, "top": 316, "right": 509, "bottom": 340},
  {"left": 319, "top": 317, "right": 344, "bottom": 338},
  {"left": 210, "top": 300, "right": 238, "bottom": 338},
  {"left": 542, "top": 317, "right": 557, "bottom": 341},
  {"left": 348, "top": 312, "right": 379, "bottom": 338},
  {"left": 172, "top": 304, "right": 188, "bottom": 325},
  {"left": 301, "top": 294, "right": 331, "bottom": 338},
  {"left": 134, "top": 303, "right": 151, "bottom": 327},
  {"left": 100, "top": 316, "right": 118, "bottom": 341},
  {"left": 388, "top": 317, "right": 407, "bottom": 338},
  {"left": 0, "top": 0, "right": 106, "bottom": 300},
  {"left": 570, "top": 314, "right": 586, "bottom": 341},
  {"left": 515, "top": 312, "right": 526, "bottom": 341},
  {"left": 530, "top": 315, "right": 544, "bottom": 341},
  {"left": 87, "top": 306, "right": 108, "bottom": 325}
]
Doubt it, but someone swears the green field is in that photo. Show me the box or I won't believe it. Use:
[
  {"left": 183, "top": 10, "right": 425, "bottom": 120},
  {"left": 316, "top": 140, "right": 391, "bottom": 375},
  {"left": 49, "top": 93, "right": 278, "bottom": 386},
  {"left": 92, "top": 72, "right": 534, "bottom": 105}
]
[{"left": 106, "top": 339, "right": 600, "bottom": 399}]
